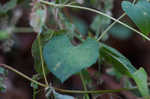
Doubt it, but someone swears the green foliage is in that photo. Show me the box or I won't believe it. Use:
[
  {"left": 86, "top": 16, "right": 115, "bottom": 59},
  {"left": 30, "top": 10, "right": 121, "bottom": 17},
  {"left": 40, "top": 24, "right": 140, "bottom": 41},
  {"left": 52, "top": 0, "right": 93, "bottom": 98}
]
[
  {"left": 81, "top": 69, "right": 92, "bottom": 84},
  {"left": 0, "top": 67, "right": 7, "bottom": 92},
  {"left": 132, "top": 68, "right": 149, "bottom": 98},
  {"left": 0, "top": 67, "right": 5, "bottom": 74},
  {"left": 90, "top": 0, "right": 113, "bottom": 37},
  {"left": 71, "top": 16, "right": 88, "bottom": 36},
  {"left": 122, "top": 0, "right": 150, "bottom": 36},
  {"left": 99, "top": 43, "right": 136, "bottom": 76},
  {"left": 90, "top": 15, "right": 110, "bottom": 36},
  {"left": 0, "top": 0, "right": 17, "bottom": 14},
  {"left": 99, "top": 43, "right": 149, "bottom": 97},
  {"left": 109, "top": 24, "right": 132, "bottom": 40},
  {"left": 0, "top": 30, "right": 10, "bottom": 40},
  {"left": 32, "top": 30, "right": 54, "bottom": 75},
  {"left": 43, "top": 35, "right": 99, "bottom": 82}
]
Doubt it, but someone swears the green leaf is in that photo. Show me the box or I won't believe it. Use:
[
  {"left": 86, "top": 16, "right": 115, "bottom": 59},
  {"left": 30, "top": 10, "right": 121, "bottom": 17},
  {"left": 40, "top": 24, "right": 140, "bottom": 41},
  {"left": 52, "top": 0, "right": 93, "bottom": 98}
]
[
  {"left": 43, "top": 35, "right": 99, "bottom": 82},
  {"left": 100, "top": 43, "right": 149, "bottom": 97},
  {"left": 0, "top": 0, "right": 17, "bottom": 14},
  {"left": 72, "top": 16, "right": 88, "bottom": 36},
  {"left": 0, "top": 67, "right": 5, "bottom": 74},
  {"left": 0, "top": 77, "right": 6, "bottom": 92},
  {"left": 0, "top": 67, "right": 7, "bottom": 92},
  {"left": 132, "top": 68, "right": 149, "bottom": 98},
  {"left": 90, "top": 15, "right": 111, "bottom": 36},
  {"left": 122, "top": 0, "right": 150, "bottom": 35},
  {"left": 32, "top": 30, "right": 54, "bottom": 75},
  {"left": 81, "top": 69, "right": 92, "bottom": 84},
  {"left": 30, "top": 74, "right": 40, "bottom": 89},
  {"left": 99, "top": 43, "right": 136, "bottom": 76},
  {"left": 109, "top": 24, "right": 132, "bottom": 40}
]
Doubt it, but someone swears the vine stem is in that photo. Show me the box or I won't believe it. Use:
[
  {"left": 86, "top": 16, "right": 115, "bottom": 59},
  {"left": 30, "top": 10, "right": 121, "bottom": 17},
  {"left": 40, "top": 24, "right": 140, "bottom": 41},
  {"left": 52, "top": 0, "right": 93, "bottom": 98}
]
[
  {"left": 79, "top": 72, "right": 90, "bottom": 99},
  {"left": 97, "top": 13, "right": 126, "bottom": 41},
  {"left": 0, "top": 63, "right": 149, "bottom": 94},
  {"left": 39, "top": 0, "right": 150, "bottom": 41},
  {"left": 37, "top": 36, "right": 49, "bottom": 86},
  {"left": 97, "top": 0, "right": 137, "bottom": 41},
  {"left": 0, "top": 64, "right": 47, "bottom": 87}
]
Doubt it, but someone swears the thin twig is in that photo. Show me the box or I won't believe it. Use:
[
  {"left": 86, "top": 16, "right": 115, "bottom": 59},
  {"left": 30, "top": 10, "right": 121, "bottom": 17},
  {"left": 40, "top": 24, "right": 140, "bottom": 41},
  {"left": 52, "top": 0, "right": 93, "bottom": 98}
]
[
  {"left": 0, "top": 63, "right": 148, "bottom": 94},
  {"left": 97, "top": 0, "right": 137, "bottom": 41},
  {"left": 39, "top": 0, "right": 150, "bottom": 41},
  {"left": 80, "top": 72, "right": 90, "bottom": 99},
  {"left": 0, "top": 64, "right": 47, "bottom": 87},
  {"left": 37, "top": 36, "right": 49, "bottom": 86},
  {"left": 97, "top": 13, "right": 126, "bottom": 41}
]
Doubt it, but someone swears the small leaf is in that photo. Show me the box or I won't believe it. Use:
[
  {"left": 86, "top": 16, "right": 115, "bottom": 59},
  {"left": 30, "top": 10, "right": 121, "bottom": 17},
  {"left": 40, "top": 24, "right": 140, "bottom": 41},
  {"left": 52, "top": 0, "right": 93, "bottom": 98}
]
[
  {"left": 122, "top": 0, "right": 150, "bottom": 35},
  {"left": 109, "top": 24, "right": 132, "bottom": 40},
  {"left": 43, "top": 35, "right": 99, "bottom": 82},
  {"left": 132, "top": 68, "right": 149, "bottom": 98},
  {"left": 90, "top": 15, "right": 111, "bottom": 36},
  {"left": 99, "top": 43, "right": 136, "bottom": 76},
  {"left": 30, "top": 74, "right": 40, "bottom": 89},
  {"left": 72, "top": 16, "right": 88, "bottom": 36},
  {"left": 54, "top": 91, "right": 75, "bottom": 99}
]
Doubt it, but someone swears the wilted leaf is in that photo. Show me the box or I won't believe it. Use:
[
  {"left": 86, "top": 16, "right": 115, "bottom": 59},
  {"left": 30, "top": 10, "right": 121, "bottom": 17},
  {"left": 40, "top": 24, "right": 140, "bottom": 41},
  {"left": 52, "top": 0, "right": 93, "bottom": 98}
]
[
  {"left": 122, "top": 0, "right": 150, "bottom": 35},
  {"left": 30, "top": 6, "right": 47, "bottom": 33},
  {"left": 43, "top": 35, "right": 99, "bottom": 82}
]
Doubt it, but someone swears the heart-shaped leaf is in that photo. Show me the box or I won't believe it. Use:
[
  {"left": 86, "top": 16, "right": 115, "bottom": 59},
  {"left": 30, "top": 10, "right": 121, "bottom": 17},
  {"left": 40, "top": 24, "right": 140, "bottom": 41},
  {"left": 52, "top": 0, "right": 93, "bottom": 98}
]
[
  {"left": 43, "top": 35, "right": 99, "bottom": 82},
  {"left": 32, "top": 30, "right": 68, "bottom": 75},
  {"left": 122, "top": 0, "right": 150, "bottom": 35}
]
